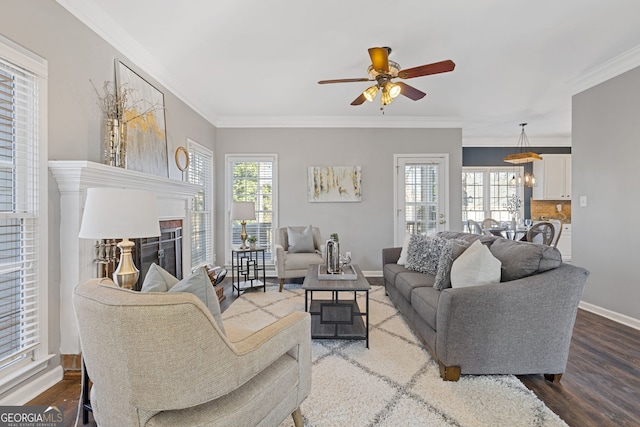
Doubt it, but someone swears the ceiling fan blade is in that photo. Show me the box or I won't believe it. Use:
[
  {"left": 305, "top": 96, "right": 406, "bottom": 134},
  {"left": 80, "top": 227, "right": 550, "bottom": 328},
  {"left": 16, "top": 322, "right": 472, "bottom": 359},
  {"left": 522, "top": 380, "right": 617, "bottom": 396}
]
[
  {"left": 368, "top": 47, "right": 389, "bottom": 73},
  {"left": 396, "top": 82, "right": 426, "bottom": 100},
  {"left": 397, "top": 60, "right": 456, "bottom": 79},
  {"left": 350, "top": 93, "right": 366, "bottom": 106},
  {"left": 318, "top": 78, "right": 371, "bottom": 84}
]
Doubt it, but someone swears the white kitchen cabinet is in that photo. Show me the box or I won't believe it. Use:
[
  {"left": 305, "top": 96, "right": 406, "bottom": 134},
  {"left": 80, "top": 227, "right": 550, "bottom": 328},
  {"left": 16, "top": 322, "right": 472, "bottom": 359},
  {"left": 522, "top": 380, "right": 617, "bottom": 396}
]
[
  {"left": 556, "top": 223, "right": 572, "bottom": 262},
  {"left": 533, "top": 154, "right": 571, "bottom": 200}
]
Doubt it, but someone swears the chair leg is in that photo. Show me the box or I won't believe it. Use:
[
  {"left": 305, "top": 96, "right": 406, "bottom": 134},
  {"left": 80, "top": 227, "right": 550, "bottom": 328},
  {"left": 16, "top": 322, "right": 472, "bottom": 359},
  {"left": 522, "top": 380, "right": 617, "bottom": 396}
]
[
  {"left": 279, "top": 278, "right": 285, "bottom": 292},
  {"left": 291, "top": 407, "right": 303, "bottom": 427}
]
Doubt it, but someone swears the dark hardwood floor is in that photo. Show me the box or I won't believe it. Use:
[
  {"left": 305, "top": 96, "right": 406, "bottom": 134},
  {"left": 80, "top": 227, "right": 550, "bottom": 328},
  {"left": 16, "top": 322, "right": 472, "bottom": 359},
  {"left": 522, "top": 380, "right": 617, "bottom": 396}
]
[{"left": 28, "top": 278, "right": 640, "bottom": 427}]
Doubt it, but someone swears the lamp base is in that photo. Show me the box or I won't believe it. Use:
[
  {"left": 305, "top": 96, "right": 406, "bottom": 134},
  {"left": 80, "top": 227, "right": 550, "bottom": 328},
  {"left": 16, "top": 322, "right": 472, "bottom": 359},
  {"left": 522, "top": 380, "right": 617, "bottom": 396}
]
[
  {"left": 240, "top": 220, "right": 248, "bottom": 250},
  {"left": 113, "top": 238, "right": 139, "bottom": 289}
]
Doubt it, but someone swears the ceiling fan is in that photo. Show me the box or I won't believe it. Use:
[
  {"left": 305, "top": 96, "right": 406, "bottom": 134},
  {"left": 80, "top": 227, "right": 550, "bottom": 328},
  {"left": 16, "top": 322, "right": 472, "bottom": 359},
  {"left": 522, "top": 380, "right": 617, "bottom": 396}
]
[{"left": 318, "top": 47, "right": 455, "bottom": 106}]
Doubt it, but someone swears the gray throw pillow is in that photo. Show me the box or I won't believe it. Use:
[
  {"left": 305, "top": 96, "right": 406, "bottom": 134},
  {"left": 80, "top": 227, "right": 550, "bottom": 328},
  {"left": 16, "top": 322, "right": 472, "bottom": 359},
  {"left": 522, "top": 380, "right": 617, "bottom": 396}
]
[
  {"left": 141, "top": 264, "right": 226, "bottom": 335},
  {"left": 287, "top": 225, "right": 315, "bottom": 253},
  {"left": 489, "top": 238, "right": 562, "bottom": 281},
  {"left": 434, "top": 239, "right": 471, "bottom": 290}
]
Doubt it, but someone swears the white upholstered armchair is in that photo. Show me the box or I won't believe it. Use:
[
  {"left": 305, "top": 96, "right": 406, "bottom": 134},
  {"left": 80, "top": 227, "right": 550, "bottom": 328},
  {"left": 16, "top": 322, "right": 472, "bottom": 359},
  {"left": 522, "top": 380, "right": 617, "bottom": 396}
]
[
  {"left": 73, "top": 278, "right": 311, "bottom": 427},
  {"left": 274, "top": 226, "right": 324, "bottom": 292}
]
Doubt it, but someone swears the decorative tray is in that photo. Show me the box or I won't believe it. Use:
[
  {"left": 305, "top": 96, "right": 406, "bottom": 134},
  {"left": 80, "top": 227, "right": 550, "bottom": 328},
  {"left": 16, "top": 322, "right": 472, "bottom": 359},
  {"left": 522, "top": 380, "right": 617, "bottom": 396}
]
[{"left": 317, "top": 264, "right": 357, "bottom": 280}]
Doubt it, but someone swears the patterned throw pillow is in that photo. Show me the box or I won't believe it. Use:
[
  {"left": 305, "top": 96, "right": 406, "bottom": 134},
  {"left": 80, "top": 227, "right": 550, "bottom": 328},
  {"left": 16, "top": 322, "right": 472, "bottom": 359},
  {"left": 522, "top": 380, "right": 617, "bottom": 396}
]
[{"left": 406, "top": 235, "right": 471, "bottom": 290}]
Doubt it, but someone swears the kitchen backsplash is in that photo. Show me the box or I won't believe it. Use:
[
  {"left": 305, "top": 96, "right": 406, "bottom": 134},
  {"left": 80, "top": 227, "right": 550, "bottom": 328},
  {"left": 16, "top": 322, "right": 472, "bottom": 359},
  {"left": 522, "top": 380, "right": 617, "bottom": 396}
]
[{"left": 530, "top": 199, "right": 571, "bottom": 223}]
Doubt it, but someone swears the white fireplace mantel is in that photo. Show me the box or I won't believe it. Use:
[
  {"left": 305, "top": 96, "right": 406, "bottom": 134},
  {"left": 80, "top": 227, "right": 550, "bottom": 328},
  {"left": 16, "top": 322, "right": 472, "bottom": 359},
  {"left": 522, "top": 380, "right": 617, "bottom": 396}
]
[{"left": 49, "top": 160, "right": 201, "bottom": 355}]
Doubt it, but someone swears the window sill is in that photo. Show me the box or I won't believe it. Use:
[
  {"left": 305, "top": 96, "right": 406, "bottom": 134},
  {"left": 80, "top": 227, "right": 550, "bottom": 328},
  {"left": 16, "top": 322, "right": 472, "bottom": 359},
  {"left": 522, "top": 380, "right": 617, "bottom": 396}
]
[{"left": 0, "top": 354, "right": 56, "bottom": 397}]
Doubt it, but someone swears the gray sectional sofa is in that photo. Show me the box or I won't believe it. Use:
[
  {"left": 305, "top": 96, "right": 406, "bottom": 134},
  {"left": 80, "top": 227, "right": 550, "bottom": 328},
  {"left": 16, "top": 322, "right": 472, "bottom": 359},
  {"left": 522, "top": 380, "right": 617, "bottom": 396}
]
[{"left": 382, "top": 231, "right": 589, "bottom": 382}]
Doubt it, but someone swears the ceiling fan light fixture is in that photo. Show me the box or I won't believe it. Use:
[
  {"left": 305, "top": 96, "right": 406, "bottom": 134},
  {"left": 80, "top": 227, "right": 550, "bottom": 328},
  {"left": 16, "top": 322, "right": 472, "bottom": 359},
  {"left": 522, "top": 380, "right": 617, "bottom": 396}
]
[
  {"left": 363, "top": 85, "right": 379, "bottom": 102},
  {"left": 381, "top": 89, "right": 393, "bottom": 105},
  {"left": 387, "top": 82, "right": 401, "bottom": 98}
]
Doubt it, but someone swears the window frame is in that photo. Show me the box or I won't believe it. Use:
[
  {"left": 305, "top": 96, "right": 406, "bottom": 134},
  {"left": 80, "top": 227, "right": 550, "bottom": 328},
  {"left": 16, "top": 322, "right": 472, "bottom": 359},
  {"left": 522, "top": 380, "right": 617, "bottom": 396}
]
[
  {"left": 186, "top": 138, "right": 214, "bottom": 269},
  {"left": 0, "top": 34, "right": 50, "bottom": 393},
  {"left": 462, "top": 166, "right": 524, "bottom": 223},
  {"left": 224, "top": 154, "right": 278, "bottom": 267}
]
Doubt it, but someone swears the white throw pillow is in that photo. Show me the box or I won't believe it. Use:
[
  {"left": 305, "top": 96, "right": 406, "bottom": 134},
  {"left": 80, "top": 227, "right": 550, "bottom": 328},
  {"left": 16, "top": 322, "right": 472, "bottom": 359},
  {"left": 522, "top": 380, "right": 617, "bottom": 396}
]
[
  {"left": 141, "top": 264, "right": 226, "bottom": 335},
  {"left": 397, "top": 233, "right": 411, "bottom": 265},
  {"left": 287, "top": 225, "right": 315, "bottom": 253},
  {"left": 450, "top": 240, "right": 501, "bottom": 288}
]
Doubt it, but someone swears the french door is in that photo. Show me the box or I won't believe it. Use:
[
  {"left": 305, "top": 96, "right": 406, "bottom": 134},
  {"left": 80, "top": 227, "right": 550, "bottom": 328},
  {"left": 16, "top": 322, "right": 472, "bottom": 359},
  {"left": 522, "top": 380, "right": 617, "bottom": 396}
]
[{"left": 394, "top": 155, "right": 448, "bottom": 246}]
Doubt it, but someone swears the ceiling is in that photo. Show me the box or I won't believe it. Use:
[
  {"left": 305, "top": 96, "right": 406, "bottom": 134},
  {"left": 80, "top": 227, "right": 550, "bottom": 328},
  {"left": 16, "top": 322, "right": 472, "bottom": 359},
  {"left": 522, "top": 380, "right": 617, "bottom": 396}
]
[{"left": 59, "top": 0, "right": 640, "bottom": 144}]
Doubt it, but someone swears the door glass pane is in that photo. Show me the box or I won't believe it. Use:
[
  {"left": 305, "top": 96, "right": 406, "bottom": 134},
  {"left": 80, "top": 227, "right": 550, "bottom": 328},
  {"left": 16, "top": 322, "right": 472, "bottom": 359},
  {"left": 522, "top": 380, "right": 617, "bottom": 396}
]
[{"left": 404, "top": 164, "right": 439, "bottom": 235}]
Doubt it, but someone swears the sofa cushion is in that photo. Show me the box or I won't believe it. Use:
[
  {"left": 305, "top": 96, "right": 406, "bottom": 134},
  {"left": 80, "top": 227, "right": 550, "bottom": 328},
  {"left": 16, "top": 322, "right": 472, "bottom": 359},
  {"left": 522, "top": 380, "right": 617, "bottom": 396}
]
[
  {"left": 411, "top": 286, "right": 441, "bottom": 330},
  {"left": 283, "top": 252, "right": 324, "bottom": 270},
  {"left": 489, "top": 238, "right": 562, "bottom": 281},
  {"left": 383, "top": 263, "right": 408, "bottom": 286},
  {"left": 287, "top": 225, "right": 315, "bottom": 253},
  {"left": 395, "top": 271, "right": 435, "bottom": 302},
  {"left": 141, "top": 263, "right": 180, "bottom": 292},
  {"left": 451, "top": 239, "right": 502, "bottom": 287},
  {"left": 437, "top": 231, "right": 496, "bottom": 247}
]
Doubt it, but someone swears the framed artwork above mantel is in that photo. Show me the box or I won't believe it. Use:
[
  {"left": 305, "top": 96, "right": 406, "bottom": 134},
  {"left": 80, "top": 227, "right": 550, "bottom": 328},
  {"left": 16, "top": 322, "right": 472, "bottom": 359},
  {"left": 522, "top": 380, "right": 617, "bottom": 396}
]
[{"left": 115, "top": 59, "right": 169, "bottom": 178}]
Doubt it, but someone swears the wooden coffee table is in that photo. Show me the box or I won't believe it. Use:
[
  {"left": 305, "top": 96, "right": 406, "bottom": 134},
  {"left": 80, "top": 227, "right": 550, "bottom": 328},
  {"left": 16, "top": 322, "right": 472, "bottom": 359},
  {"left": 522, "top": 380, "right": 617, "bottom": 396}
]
[{"left": 302, "top": 264, "right": 370, "bottom": 348}]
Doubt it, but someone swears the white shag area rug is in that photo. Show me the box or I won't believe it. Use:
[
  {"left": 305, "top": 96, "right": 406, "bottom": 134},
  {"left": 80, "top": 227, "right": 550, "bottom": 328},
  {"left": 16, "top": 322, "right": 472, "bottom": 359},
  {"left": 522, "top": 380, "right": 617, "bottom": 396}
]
[{"left": 222, "top": 284, "right": 568, "bottom": 427}]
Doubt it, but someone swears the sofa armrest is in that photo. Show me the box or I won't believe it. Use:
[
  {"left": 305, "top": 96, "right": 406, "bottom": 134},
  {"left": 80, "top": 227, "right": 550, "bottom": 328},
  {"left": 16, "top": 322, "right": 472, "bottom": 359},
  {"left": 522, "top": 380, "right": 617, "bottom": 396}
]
[
  {"left": 436, "top": 263, "right": 589, "bottom": 374},
  {"left": 274, "top": 243, "right": 285, "bottom": 276},
  {"left": 382, "top": 247, "right": 402, "bottom": 266}
]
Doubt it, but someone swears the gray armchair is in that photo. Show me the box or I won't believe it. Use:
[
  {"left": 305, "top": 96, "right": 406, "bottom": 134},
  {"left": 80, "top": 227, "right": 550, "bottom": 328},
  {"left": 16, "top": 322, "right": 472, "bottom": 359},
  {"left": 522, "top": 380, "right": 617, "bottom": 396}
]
[
  {"left": 274, "top": 226, "right": 324, "bottom": 292},
  {"left": 73, "top": 278, "right": 311, "bottom": 427}
]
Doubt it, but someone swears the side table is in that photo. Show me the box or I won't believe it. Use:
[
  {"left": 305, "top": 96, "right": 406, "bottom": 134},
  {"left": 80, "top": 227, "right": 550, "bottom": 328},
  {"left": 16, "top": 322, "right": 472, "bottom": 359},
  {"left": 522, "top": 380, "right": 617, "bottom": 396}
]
[{"left": 231, "top": 248, "right": 266, "bottom": 297}]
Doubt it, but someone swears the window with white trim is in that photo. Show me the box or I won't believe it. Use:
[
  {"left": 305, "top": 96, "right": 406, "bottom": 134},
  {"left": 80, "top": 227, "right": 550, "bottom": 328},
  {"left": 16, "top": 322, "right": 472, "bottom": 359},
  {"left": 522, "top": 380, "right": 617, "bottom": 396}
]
[
  {"left": 187, "top": 139, "right": 213, "bottom": 269},
  {"left": 462, "top": 166, "right": 524, "bottom": 223},
  {"left": 225, "top": 155, "right": 277, "bottom": 265},
  {"left": 0, "top": 36, "right": 48, "bottom": 380}
]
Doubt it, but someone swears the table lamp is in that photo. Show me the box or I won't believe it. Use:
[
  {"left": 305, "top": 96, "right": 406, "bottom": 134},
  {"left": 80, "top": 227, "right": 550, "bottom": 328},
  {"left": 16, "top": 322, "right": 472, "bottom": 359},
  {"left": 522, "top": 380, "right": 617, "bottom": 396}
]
[
  {"left": 79, "top": 188, "right": 161, "bottom": 289},
  {"left": 231, "top": 201, "right": 255, "bottom": 250}
]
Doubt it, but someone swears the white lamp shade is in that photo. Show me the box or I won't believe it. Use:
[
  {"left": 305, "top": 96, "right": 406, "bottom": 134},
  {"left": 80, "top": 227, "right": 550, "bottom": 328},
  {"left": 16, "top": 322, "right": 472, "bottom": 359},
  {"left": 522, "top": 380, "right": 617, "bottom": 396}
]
[
  {"left": 79, "top": 188, "right": 161, "bottom": 239},
  {"left": 230, "top": 201, "right": 256, "bottom": 221}
]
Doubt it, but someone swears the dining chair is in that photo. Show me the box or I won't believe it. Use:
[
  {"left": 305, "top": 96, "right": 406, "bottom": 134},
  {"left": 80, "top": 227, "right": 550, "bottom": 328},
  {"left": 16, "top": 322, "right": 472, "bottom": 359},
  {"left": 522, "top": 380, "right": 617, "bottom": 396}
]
[
  {"left": 548, "top": 219, "right": 563, "bottom": 248},
  {"left": 466, "top": 219, "right": 484, "bottom": 235},
  {"left": 526, "top": 221, "right": 556, "bottom": 246},
  {"left": 481, "top": 218, "right": 501, "bottom": 235}
]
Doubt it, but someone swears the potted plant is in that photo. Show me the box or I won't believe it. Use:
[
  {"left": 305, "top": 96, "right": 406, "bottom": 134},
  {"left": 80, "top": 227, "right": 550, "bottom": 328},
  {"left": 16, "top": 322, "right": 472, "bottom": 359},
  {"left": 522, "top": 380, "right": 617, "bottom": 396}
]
[{"left": 247, "top": 235, "right": 257, "bottom": 250}]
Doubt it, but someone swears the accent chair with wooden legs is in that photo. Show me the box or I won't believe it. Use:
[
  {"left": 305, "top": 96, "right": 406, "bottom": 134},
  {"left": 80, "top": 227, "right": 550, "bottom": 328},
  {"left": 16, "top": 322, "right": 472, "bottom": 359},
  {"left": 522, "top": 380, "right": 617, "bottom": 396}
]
[{"left": 73, "top": 278, "right": 311, "bottom": 427}]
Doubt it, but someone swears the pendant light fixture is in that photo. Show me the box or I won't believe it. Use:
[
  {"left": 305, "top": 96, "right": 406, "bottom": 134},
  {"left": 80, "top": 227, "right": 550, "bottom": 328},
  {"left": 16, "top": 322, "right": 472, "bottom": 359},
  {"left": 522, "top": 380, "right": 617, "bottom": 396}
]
[
  {"left": 504, "top": 123, "right": 542, "bottom": 164},
  {"left": 505, "top": 123, "right": 540, "bottom": 188}
]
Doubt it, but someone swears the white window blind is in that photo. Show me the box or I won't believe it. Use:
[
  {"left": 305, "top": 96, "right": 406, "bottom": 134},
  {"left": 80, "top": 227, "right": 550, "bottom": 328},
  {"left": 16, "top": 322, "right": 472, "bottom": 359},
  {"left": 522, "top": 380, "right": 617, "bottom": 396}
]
[
  {"left": 0, "top": 55, "right": 40, "bottom": 370},
  {"left": 187, "top": 141, "right": 213, "bottom": 269}
]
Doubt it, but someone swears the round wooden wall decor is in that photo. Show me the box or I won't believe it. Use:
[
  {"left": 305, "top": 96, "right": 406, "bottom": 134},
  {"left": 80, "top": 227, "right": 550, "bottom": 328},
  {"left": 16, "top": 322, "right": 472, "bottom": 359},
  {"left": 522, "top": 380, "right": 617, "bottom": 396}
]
[{"left": 175, "top": 146, "right": 190, "bottom": 172}]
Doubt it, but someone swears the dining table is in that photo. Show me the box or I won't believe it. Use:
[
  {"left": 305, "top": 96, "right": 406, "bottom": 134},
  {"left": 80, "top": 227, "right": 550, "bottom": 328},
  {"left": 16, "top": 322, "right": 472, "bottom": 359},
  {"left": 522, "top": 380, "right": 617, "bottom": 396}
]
[{"left": 486, "top": 226, "right": 528, "bottom": 241}]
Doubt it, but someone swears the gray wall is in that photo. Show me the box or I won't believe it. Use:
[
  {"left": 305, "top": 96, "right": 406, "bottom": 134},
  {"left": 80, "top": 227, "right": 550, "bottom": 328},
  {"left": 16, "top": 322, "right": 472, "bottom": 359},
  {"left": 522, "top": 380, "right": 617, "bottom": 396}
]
[
  {"left": 573, "top": 66, "right": 640, "bottom": 321},
  {"left": 0, "top": 0, "right": 216, "bottom": 395},
  {"left": 215, "top": 128, "right": 463, "bottom": 272}
]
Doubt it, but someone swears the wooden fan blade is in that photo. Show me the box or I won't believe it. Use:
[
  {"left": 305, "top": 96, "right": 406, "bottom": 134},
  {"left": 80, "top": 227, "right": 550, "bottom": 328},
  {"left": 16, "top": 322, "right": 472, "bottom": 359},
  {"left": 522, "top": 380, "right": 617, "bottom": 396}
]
[
  {"left": 318, "top": 78, "right": 371, "bottom": 84},
  {"left": 350, "top": 93, "right": 366, "bottom": 106},
  {"left": 397, "top": 60, "right": 456, "bottom": 79},
  {"left": 396, "top": 82, "right": 426, "bottom": 100},
  {"left": 368, "top": 47, "right": 389, "bottom": 73}
]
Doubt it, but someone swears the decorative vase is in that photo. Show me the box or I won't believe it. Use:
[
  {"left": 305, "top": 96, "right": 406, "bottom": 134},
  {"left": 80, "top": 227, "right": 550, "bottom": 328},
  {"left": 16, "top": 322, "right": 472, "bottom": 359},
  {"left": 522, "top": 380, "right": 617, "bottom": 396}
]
[
  {"left": 249, "top": 242, "right": 256, "bottom": 250},
  {"left": 325, "top": 238, "right": 340, "bottom": 274},
  {"left": 105, "top": 118, "right": 127, "bottom": 168}
]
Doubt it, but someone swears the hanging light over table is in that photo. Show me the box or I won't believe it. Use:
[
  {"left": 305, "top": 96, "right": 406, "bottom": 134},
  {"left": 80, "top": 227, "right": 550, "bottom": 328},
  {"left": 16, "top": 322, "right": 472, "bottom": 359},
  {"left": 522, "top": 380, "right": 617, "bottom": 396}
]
[{"left": 504, "top": 123, "right": 542, "bottom": 164}]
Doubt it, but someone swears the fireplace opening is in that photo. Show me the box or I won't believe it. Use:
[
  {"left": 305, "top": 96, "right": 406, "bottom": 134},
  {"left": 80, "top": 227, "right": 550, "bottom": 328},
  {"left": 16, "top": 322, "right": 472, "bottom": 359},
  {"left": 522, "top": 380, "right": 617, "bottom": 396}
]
[{"left": 133, "top": 219, "right": 183, "bottom": 290}]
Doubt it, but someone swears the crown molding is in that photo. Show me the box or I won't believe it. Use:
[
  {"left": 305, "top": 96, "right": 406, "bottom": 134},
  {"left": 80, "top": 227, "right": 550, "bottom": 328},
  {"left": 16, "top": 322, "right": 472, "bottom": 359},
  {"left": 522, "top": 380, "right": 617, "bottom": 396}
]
[
  {"left": 462, "top": 137, "right": 571, "bottom": 147},
  {"left": 55, "top": 0, "right": 218, "bottom": 124},
  {"left": 215, "top": 115, "right": 463, "bottom": 129},
  {"left": 568, "top": 43, "right": 640, "bottom": 95}
]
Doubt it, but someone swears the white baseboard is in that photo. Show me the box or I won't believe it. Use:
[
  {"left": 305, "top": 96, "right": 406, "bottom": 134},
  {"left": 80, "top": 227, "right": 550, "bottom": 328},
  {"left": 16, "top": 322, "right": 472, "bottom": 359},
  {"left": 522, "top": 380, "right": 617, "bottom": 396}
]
[
  {"left": 0, "top": 365, "right": 63, "bottom": 405},
  {"left": 362, "top": 270, "right": 382, "bottom": 277},
  {"left": 579, "top": 301, "right": 640, "bottom": 331}
]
